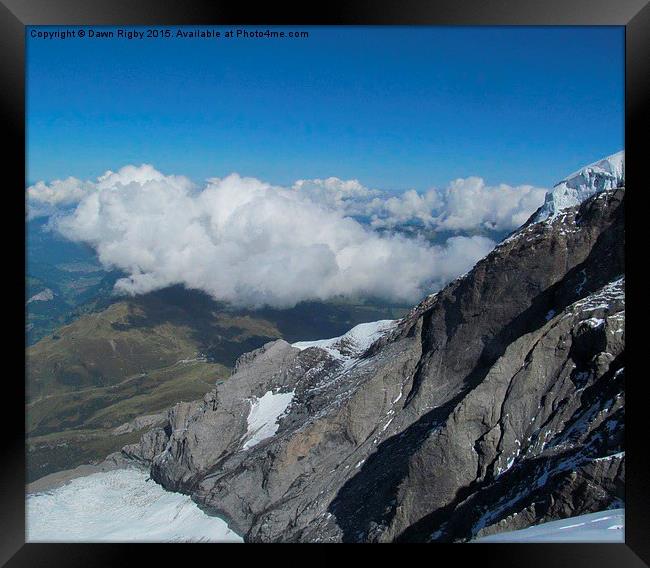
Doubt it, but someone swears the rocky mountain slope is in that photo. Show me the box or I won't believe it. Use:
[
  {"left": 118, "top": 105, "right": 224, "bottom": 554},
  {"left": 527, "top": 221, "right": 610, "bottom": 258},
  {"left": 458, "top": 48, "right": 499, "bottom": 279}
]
[
  {"left": 26, "top": 284, "right": 407, "bottom": 482},
  {"left": 85, "top": 157, "right": 625, "bottom": 542}
]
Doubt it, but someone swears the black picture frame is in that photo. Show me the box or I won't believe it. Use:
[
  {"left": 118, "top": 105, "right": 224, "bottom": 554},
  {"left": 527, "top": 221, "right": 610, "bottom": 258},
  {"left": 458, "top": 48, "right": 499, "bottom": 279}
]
[{"left": 2, "top": 0, "right": 647, "bottom": 565}]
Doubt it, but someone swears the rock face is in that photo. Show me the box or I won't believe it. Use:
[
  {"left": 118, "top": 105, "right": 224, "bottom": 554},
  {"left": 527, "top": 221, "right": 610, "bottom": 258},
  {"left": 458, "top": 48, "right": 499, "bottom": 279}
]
[
  {"left": 119, "top": 178, "right": 625, "bottom": 542},
  {"left": 112, "top": 412, "right": 168, "bottom": 436}
]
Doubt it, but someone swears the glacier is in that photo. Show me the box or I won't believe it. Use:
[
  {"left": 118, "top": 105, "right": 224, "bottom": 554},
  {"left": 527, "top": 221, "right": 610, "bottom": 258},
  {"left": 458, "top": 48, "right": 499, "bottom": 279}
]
[
  {"left": 474, "top": 509, "right": 624, "bottom": 543},
  {"left": 26, "top": 468, "right": 243, "bottom": 542},
  {"left": 533, "top": 150, "right": 624, "bottom": 223}
]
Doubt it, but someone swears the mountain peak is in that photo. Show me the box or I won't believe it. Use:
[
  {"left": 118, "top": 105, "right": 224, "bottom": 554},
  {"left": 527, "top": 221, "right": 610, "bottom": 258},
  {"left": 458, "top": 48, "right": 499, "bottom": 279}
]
[{"left": 533, "top": 150, "right": 624, "bottom": 223}]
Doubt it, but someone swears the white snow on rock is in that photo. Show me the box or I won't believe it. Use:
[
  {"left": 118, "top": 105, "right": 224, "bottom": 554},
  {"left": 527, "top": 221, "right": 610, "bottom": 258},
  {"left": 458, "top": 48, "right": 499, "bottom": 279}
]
[
  {"left": 27, "top": 288, "right": 54, "bottom": 304},
  {"left": 26, "top": 468, "right": 243, "bottom": 542},
  {"left": 242, "top": 390, "right": 294, "bottom": 450},
  {"left": 474, "top": 509, "right": 624, "bottom": 542},
  {"left": 293, "top": 319, "right": 397, "bottom": 363},
  {"left": 593, "top": 451, "right": 625, "bottom": 462},
  {"left": 533, "top": 151, "right": 624, "bottom": 223}
]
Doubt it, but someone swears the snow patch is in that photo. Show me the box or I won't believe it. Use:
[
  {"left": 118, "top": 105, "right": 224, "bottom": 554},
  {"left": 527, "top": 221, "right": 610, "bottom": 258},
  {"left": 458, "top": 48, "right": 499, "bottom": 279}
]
[
  {"left": 585, "top": 317, "right": 605, "bottom": 329},
  {"left": 242, "top": 390, "right": 294, "bottom": 450},
  {"left": 27, "top": 288, "right": 54, "bottom": 303},
  {"left": 293, "top": 319, "right": 397, "bottom": 364},
  {"left": 593, "top": 451, "right": 625, "bottom": 462}
]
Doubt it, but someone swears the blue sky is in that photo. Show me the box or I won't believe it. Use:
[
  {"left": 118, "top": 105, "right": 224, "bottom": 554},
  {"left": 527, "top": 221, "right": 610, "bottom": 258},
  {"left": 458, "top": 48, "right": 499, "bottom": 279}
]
[{"left": 27, "top": 26, "right": 624, "bottom": 191}]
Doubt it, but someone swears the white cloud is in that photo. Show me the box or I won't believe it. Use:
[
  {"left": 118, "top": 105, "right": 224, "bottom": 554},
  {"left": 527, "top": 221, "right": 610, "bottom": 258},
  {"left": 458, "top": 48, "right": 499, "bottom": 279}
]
[
  {"left": 288, "top": 176, "right": 547, "bottom": 233},
  {"left": 28, "top": 168, "right": 547, "bottom": 232},
  {"left": 27, "top": 177, "right": 94, "bottom": 206},
  {"left": 434, "top": 177, "right": 547, "bottom": 231},
  {"left": 371, "top": 188, "right": 443, "bottom": 228},
  {"left": 291, "top": 176, "right": 381, "bottom": 217},
  {"left": 27, "top": 177, "right": 96, "bottom": 219},
  {"left": 50, "top": 165, "right": 496, "bottom": 308},
  {"left": 367, "top": 178, "right": 547, "bottom": 232}
]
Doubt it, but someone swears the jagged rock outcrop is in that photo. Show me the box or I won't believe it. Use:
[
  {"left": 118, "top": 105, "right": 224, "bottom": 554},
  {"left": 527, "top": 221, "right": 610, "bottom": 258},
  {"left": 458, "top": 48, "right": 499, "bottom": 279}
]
[
  {"left": 112, "top": 412, "right": 168, "bottom": 436},
  {"left": 119, "top": 178, "right": 625, "bottom": 542}
]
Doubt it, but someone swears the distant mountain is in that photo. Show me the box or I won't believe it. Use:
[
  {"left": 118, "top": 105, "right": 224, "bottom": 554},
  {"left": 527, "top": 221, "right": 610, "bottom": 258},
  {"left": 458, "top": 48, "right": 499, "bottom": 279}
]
[{"left": 99, "top": 154, "right": 625, "bottom": 542}]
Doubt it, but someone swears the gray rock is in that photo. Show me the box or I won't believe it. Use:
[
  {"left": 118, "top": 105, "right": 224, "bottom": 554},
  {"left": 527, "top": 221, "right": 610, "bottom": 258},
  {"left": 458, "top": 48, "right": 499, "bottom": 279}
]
[{"left": 112, "top": 412, "right": 168, "bottom": 436}]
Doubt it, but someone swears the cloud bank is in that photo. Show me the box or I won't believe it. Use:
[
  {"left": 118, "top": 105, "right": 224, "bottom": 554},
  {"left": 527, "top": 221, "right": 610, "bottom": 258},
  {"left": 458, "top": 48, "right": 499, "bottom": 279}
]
[
  {"left": 286, "top": 175, "right": 547, "bottom": 232},
  {"left": 27, "top": 165, "right": 546, "bottom": 308},
  {"left": 434, "top": 177, "right": 548, "bottom": 231}
]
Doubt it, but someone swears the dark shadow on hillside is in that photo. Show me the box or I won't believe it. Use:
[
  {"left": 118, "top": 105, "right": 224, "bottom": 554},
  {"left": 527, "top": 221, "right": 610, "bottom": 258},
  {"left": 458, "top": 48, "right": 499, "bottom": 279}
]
[
  {"left": 396, "top": 353, "right": 624, "bottom": 542},
  {"left": 113, "top": 286, "right": 409, "bottom": 367}
]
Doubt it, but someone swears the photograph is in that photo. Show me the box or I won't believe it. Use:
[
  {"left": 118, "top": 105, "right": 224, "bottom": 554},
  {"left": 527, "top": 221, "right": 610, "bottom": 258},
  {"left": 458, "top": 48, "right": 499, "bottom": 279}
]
[{"left": 0, "top": 2, "right": 642, "bottom": 557}]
